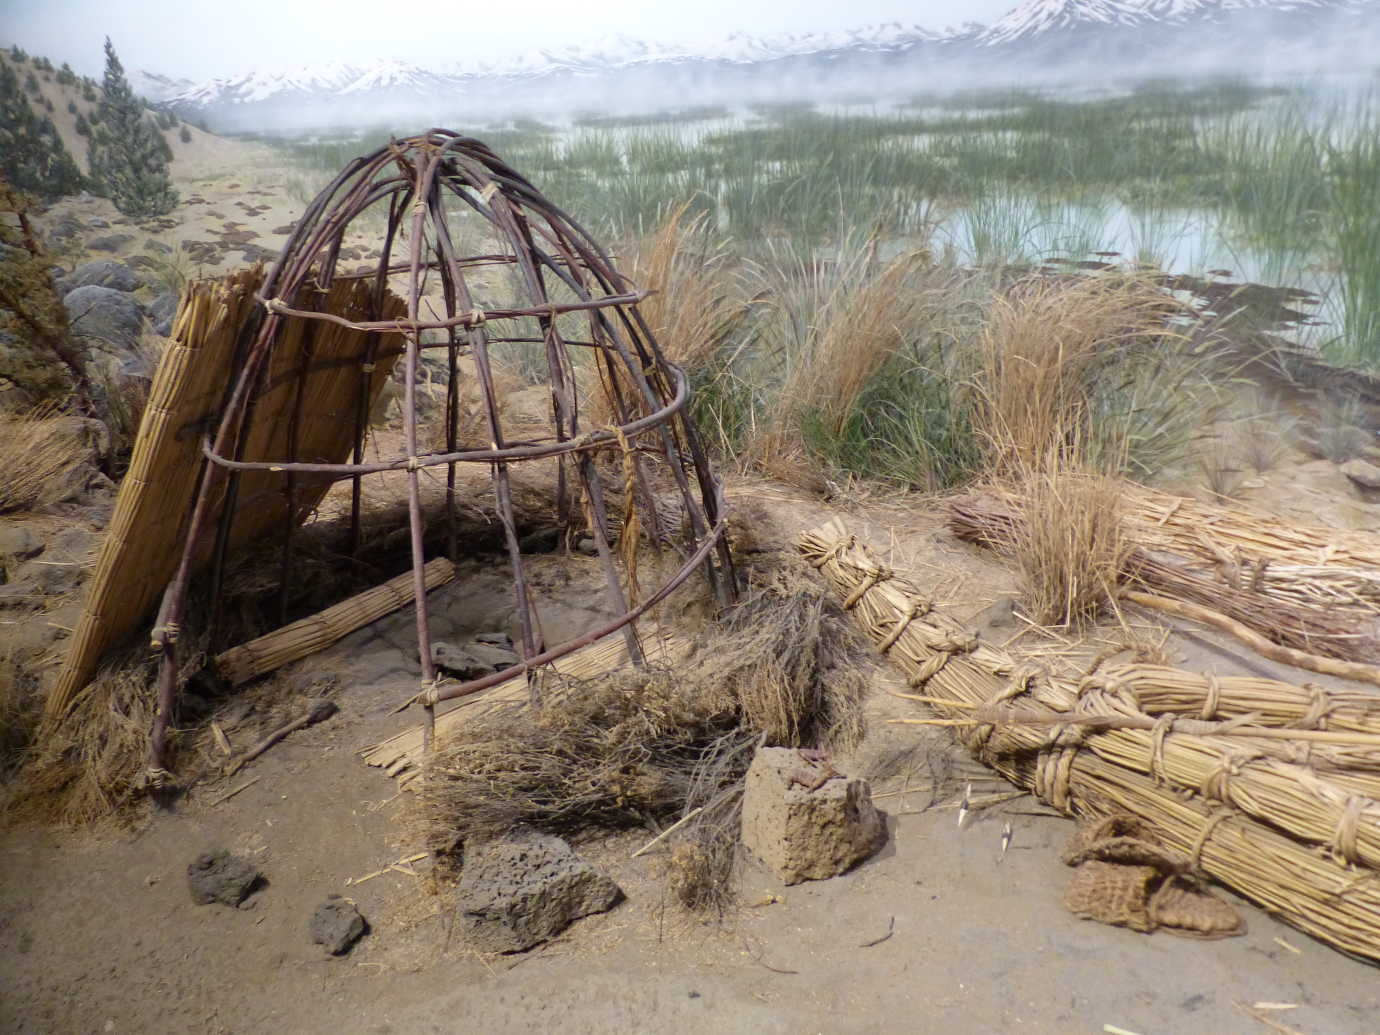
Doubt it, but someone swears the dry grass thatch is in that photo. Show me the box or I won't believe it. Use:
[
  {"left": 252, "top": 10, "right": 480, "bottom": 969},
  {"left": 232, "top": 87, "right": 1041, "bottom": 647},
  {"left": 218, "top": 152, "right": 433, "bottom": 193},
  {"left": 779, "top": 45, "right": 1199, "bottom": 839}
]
[
  {"left": 412, "top": 562, "right": 871, "bottom": 908},
  {"left": 801, "top": 519, "right": 1380, "bottom": 963},
  {"left": 0, "top": 404, "right": 87, "bottom": 512}
]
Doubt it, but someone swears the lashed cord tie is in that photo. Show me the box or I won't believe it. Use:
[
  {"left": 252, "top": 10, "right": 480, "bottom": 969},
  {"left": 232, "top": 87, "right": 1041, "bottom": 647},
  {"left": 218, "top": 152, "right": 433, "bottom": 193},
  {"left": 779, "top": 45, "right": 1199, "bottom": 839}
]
[
  {"left": 1201, "top": 674, "right": 1221, "bottom": 721},
  {"left": 1189, "top": 808, "right": 1233, "bottom": 873},
  {"left": 1150, "top": 714, "right": 1175, "bottom": 785},
  {"left": 1330, "top": 796, "right": 1365, "bottom": 866}
]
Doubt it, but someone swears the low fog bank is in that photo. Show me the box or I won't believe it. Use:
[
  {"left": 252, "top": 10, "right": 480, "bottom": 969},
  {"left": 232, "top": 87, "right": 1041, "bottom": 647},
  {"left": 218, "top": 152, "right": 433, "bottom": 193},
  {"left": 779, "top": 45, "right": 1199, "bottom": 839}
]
[{"left": 177, "top": 6, "right": 1380, "bottom": 137}]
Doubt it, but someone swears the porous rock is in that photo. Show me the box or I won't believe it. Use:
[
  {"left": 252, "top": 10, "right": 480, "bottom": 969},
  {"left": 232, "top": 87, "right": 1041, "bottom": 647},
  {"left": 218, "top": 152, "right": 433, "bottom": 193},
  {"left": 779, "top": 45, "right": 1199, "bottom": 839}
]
[
  {"left": 740, "top": 746, "right": 885, "bottom": 885},
  {"left": 309, "top": 895, "right": 366, "bottom": 955},
  {"left": 455, "top": 830, "right": 622, "bottom": 953},
  {"left": 187, "top": 850, "right": 261, "bottom": 907}
]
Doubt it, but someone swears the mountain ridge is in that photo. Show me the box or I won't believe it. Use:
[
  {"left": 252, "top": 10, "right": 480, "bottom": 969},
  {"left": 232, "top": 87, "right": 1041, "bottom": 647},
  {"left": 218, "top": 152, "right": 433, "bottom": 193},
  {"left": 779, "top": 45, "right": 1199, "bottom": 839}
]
[{"left": 154, "top": 0, "right": 1380, "bottom": 130}]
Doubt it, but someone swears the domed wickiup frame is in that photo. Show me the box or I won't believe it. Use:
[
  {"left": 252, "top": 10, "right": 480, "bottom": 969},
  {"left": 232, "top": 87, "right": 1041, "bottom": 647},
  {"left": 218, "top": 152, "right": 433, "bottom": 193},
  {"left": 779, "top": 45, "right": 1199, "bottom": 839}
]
[{"left": 142, "top": 130, "right": 737, "bottom": 778}]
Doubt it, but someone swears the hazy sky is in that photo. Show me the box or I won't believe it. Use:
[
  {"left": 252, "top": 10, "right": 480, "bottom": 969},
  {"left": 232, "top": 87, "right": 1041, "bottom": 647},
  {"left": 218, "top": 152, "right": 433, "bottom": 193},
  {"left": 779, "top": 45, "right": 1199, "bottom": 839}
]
[{"left": 0, "top": 0, "right": 1019, "bottom": 80}]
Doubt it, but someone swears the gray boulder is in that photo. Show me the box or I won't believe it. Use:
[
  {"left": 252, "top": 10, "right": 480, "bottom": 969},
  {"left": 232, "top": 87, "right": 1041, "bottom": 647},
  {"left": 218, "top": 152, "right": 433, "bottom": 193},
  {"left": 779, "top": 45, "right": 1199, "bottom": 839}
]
[
  {"left": 147, "top": 290, "right": 180, "bottom": 337},
  {"left": 431, "top": 638, "right": 518, "bottom": 680},
  {"left": 1341, "top": 458, "right": 1380, "bottom": 492},
  {"left": 64, "top": 285, "right": 145, "bottom": 351},
  {"left": 455, "top": 830, "right": 622, "bottom": 953},
  {"left": 86, "top": 233, "right": 133, "bottom": 252},
  {"left": 57, "top": 260, "right": 142, "bottom": 294},
  {"left": 741, "top": 746, "right": 886, "bottom": 885}
]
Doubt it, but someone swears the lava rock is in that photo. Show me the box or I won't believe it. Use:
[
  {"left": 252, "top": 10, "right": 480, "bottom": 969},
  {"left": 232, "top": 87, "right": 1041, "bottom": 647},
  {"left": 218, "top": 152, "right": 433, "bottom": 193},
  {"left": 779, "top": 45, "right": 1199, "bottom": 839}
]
[
  {"left": 741, "top": 746, "right": 886, "bottom": 885},
  {"left": 455, "top": 830, "right": 622, "bottom": 953},
  {"left": 12, "top": 559, "right": 83, "bottom": 598},
  {"left": 309, "top": 895, "right": 367, "bottom": 955},
  {"left": 57, "top": 260, "right": 141, "bottom": 294},
  {"left": 518, "top": 526, "right": 561, "bottom": 554},
  {"left": 187, "top": 850, "right": 261, "bottom": 907},
  {"left": 64, "top": 285, "right": 146, "bottom": 351}
]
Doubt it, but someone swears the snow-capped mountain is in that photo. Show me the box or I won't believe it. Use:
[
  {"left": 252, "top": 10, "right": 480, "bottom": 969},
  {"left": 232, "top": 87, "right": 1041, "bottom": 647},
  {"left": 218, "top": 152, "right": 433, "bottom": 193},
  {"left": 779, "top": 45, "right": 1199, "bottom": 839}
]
[
  {"left": 977, "top": 0, "right": 1146, "bottom": 46},
  {"left": 161, "top": 0, "right": 1380, "bottom": 131}
]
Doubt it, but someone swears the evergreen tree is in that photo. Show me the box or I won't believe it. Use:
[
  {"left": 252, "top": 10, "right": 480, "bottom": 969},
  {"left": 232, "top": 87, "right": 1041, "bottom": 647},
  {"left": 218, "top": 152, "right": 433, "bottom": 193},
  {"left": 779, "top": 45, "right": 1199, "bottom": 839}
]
[
  {"left": 0, "top": 62, "right": 84, "bottom": 199},
  {"left": 57, "top": 62, "right": 75, "bottom": 86},
  {"left": 87, "top": 38, "right": 177, "bottom": 218},
  {"left": 0, "top": 177, "right": 88, "bottom": 401},
  {"left": 74, "top": 112, "right": 90, "bottom": 136},
  {"left": 179, "top": 124, "right": 191, "bottom": 144}
]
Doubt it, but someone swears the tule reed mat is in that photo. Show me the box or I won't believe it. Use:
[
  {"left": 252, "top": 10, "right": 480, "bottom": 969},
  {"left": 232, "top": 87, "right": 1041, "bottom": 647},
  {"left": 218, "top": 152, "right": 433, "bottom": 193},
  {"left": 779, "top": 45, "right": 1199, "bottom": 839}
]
[
  {"left": 799, "top": 518, "right": 1380, "bottom": 963},
  {"left": 46, "top": 266, "right": 406, "bottom": 725}
]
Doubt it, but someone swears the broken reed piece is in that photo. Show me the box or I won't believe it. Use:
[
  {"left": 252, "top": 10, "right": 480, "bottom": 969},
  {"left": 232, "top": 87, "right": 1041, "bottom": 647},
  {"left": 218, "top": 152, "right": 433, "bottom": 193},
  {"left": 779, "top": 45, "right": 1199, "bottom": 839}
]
[
  {"left": 797, "top": 518, "right": 1380, "bottom": 963},
  {"left": 1119, "top": 589, "right": 1380, "bottom": 688},
  {"left": 213, "top": 557, "right": 456, "bottom": 686},
  {"left": 224, "top": 698, "right": 338, "bottom": 777}
]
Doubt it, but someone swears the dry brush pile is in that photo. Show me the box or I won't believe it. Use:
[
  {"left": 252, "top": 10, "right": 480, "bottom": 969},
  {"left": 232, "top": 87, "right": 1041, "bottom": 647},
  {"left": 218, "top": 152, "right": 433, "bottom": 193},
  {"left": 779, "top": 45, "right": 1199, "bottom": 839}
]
[{"left": 412, "top": 562, "right": 871, "bottom": 910}]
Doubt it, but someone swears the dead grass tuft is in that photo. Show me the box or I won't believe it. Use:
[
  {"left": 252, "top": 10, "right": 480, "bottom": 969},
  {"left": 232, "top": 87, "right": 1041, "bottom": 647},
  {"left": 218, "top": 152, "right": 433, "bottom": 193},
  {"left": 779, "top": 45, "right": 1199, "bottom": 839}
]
[
  {"left": 8, "top": 655, "right": 161, "bottom": 825},
  {"left": 0, "top": 404, "right": 86, "bottom": 512},
  {"left": 1009, "top": 462, "right": 1129, "bottom": 628}
]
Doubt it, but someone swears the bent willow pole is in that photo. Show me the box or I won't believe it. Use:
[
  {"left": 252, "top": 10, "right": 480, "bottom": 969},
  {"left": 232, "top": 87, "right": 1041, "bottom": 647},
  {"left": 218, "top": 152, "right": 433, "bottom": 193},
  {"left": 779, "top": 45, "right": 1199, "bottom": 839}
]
[{"left": 146, "top": 130, "right": 736, "bottom": 782}]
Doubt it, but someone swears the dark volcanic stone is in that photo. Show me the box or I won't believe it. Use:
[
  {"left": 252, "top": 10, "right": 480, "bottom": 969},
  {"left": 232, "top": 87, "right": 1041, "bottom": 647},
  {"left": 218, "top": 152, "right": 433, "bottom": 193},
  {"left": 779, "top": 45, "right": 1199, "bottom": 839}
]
[
  {"left": 455, "top": 830, "right": 622, "bottom": 953},
  {"left": 187, "top": 850, "right": 261, "bottom": 907},
  {"left": 309, "top": 895, "right": 367, "bottom": 955}
]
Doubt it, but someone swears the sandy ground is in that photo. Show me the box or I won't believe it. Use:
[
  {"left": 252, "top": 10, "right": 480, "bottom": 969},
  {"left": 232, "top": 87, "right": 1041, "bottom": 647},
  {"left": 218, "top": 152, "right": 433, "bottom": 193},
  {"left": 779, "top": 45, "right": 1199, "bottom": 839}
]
[
  {"left": 4, "top": 482, "right": 1380, "bottom": 1035},
  {"left": 6, "top": 132, "right": 1380, "bottom": 1034}
]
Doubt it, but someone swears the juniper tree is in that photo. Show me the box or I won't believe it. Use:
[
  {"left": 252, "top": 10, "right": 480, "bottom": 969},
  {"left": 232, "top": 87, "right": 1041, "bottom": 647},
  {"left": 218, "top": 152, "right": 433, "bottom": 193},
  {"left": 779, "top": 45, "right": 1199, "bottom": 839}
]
[
  {"left": 0, "top": 62, "right": 84, "bottom": 199},
  {"left": 87, "top": 38, "right": 177, "bottom": 218},
  {"left": 0, "top": 177, "right": 87, "bottom": 400}
]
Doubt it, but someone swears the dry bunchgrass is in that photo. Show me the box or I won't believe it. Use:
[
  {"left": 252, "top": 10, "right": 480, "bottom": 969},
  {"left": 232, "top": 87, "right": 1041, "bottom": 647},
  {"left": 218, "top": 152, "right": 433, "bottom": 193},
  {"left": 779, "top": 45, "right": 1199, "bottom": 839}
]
[
  {"left": 0, "top": 404, "right": 85, "bottom": 512},
  {"left": 972, "top": 273, "right": 1180, "bottom": 475},
  {"left": 413, "top": 561, "right": 870, "bottom": 908},
  {"left": 1009, "top": 462, "right": 1129, "bottom": 628},
  {"left": 777, "top": 248, "right": 930, "bottom": 441},
  {"left": 595, "top": 201, "right": 757, "bottom": 432},
  {"left": 8, "top": 657, "right": 160, "bottom": 825}
]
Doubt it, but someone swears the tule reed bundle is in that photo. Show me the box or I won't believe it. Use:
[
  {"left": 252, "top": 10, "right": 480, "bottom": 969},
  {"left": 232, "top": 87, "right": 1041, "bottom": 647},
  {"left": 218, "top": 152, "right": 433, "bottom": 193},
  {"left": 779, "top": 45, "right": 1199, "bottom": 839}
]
[
  {"left": 799, "top": 519, "right": 1380, "bottom": 962},
  {"left": 949, "top": 490, "right": 1380, "bottom": 668}
]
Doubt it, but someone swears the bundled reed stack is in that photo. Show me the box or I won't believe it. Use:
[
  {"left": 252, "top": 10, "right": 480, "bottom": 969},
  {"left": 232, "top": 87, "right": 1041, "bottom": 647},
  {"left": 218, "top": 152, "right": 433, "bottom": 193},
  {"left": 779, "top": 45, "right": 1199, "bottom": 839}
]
[
  {"left": 949, "top": 488, "right": 1380, "bottom": 682},
  {"left": 799, "top": 519, "right": 1380, "bottom": 962},
  {"left": 47, "top": 131, "right": 735, "bottom": 786}
]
